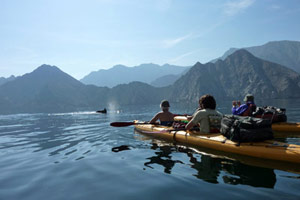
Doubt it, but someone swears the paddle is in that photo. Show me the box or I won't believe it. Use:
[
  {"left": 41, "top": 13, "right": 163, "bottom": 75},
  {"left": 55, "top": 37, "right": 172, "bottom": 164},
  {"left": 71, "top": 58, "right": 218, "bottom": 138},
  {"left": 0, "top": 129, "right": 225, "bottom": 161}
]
[
  {"left": 110, "top": 121, "right": 155, "bottom": 127},
  {"left": 110, "top": 113, "right": 192, "bottom": 127},
  {"left": 110, "top": 121, "right": 200, "bottom": 132}
]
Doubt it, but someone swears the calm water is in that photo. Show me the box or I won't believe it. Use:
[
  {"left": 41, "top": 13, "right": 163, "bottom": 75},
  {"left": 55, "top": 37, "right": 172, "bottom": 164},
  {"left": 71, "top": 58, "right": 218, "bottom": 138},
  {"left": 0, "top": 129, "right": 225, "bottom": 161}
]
[{"left": 1, "top": 100, "right": 300, "bottom": 200}]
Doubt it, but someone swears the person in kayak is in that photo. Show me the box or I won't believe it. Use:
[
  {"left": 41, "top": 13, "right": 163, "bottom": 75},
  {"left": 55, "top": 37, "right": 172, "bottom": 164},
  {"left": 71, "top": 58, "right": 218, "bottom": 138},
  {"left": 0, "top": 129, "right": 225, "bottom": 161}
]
[
  {"left": 232, "top": 94, "right": 256, "bottom": 116},
  {"left": 185, "top": 94, "right": 223, "bottom": 133},
  {"left": 150, "top": 100, "right": 174, "bottom": 126}
]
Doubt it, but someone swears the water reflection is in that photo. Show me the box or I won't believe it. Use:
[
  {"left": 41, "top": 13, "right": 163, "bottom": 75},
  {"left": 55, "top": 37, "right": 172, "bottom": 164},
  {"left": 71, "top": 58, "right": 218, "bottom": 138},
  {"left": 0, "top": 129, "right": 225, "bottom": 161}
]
[
  {"left": 112, "top": 145, "right": 131, "bottom": 152},
  {"left": 144, "top": 144, "right": 183, "bottom": 174},
  {"left": 219, "top": 158, "right": 276, "bottom": 188},
  {"left": 143, "top": 143, "right": 278, "bottom": 188}
]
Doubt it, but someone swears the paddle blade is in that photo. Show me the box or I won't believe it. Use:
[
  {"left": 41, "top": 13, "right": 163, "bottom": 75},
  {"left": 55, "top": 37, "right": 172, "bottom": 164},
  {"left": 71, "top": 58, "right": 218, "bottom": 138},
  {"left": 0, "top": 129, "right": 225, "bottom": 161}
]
[{"left": 110, "top": 122, "right": 136, "bottom": 127}]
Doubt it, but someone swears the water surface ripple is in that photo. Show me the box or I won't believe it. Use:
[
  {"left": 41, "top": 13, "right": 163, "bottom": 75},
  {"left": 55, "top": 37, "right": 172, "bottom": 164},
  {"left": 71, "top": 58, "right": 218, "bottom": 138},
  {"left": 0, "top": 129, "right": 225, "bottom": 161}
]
[{"left": 0, "top": 101, "right": 300, "bottom": 200}]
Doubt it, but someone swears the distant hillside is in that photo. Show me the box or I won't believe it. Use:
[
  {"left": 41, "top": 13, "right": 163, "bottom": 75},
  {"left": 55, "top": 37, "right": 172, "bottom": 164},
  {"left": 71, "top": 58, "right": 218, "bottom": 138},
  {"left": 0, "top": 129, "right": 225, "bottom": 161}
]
[
  {"left": 150, "top": 74, "right": 180, "bottom": 87},
  {"left": 108, "top": 81, "right": 170, "bottom": 105},
  {"left": 0, "top": 75, "right": 16, "bottom": 86},
  {"left": 0, "top": 65, "right": 109, "bottom": 114},
  {"left": 171, "top": 49, "right": 300, "bottom": 102},
  {"left": 80, "top": 63, "right": 189, "bottom": 87},
  {"left": 150, "top": 66, "right": 190, "bottom": 87},
  {"left": 212, "top": 40, "right": 300, "bottom": 72},
  {"left": 0, "top": 65, "right": 166, "bottom": 114}
]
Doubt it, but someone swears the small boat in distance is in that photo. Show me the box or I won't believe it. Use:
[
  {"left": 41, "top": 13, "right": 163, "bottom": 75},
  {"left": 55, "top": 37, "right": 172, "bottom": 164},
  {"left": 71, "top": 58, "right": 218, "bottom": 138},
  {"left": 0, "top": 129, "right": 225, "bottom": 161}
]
[{"left": 96, "top": 108, "right": 107, "bottom": 114}]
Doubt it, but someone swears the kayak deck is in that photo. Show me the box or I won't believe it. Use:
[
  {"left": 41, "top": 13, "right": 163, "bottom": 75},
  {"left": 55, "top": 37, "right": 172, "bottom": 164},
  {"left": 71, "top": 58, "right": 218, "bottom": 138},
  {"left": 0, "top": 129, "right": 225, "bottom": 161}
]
[
  {"left": 175, "top": 116, "right": 300, "bottom": 133},
  {"left": 272, "top": 122, "right": 300, "bottom": 132},
  {"left": 134, "top": 123, "right": 300, "bottom": 164}
]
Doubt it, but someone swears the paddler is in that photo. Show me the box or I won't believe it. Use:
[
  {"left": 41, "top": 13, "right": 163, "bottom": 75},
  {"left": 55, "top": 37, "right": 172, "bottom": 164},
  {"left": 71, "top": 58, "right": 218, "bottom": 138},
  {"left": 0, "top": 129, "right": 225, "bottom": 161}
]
[
  {"left": 150, "top": 100, "right": 174, "bottom": 126},
  {"left": 232, "top": 94, "right": 256, "bottom": 116},
  {"left": 185, "top": 94, "right": 223, "bottom": 133}
]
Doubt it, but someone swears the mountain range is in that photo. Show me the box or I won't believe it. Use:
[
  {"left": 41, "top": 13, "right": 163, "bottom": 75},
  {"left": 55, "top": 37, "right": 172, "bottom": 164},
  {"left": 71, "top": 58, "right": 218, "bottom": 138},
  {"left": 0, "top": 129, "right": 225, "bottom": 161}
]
[
  {"left": 80, "top": 63, "right": 189, "bottom": 88},
  {"left": 1, "top": 40, "right": 300, "bottom": 114},
  {"left": 0, "top": 75, "right": 16, "bottom": 86},
  {"left": 0, "top": 65, "right": 109, "bottom": 113},
  {"left": 170, "top": 49, "right": 300, "bottom": 102},
  {"left": 212, "top": 40, "right": 300, "bottom": 73},
  {"left": 0, "top": 65, "right": 169, "bottom": 114}
]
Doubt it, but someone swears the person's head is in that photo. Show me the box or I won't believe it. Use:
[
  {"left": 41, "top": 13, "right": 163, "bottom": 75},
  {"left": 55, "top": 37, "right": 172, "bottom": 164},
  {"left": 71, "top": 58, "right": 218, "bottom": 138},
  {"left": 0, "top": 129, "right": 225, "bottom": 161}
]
[
  {"left": 198, "top": 94, "right": 216, "bottom": 110},
  {"left": 243, "top": 94, "right": 254, "bottom": 102},
  {"left": 160, "top": 100, "right": 170, "bottom": 112}
]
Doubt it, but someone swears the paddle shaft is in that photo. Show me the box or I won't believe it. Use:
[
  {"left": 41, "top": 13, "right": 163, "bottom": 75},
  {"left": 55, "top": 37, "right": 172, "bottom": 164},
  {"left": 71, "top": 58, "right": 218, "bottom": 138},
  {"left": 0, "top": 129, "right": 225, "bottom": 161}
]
[{"left": 109, "top": 121, "right": 200, "bottom": 132}]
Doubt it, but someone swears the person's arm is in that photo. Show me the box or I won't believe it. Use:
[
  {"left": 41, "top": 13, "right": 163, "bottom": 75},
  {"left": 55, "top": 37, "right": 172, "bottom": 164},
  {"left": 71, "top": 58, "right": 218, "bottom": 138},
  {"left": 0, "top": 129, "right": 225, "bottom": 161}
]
[
  {"left": 186, "top": 108, "right": 200, "bottom": 121},
  {"left": 185, "top": 111, "right": 201, "bottom": 130},
  {"left": 185, "top": 120, "right": 195, "bottom": 130},
  {"left": 232, "top": 104, "right": 248, "bottom": 115},
  {"left": 150, "top": 113, "right": 160, "bottom": 124},
  {"left": 232, "top": 101, "right": 238, "bottom": 114}
]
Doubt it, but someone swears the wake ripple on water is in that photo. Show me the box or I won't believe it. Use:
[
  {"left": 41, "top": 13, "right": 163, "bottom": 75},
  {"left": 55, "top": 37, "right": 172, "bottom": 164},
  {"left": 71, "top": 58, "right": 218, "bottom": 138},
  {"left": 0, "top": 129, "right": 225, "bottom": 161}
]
[
  {"left": 1, "top": 103, "right": 300, "bottom": 200},
  {"left": 0, "top": 112, "right": 121, "bottom": 163}
]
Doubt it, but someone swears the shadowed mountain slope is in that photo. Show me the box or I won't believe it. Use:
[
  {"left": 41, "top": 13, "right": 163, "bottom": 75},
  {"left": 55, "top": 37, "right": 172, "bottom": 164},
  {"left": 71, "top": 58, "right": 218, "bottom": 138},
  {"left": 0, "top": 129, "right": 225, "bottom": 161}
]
[{"left": 171, "top": 49, "right": 300, "bottom": 102}]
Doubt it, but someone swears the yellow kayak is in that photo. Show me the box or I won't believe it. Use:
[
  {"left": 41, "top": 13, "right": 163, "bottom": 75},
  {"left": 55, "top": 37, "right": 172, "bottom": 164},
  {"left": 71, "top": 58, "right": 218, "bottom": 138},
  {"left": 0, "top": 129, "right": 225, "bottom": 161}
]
[
  {"left": 134, "top": 122, "right": 300, "bottom": 164},
  {"left": 272, "top": 122, "right": 300, "bottom": 132},
  {"left": 175, "top": 116, "right": 300, "bottom": 133}
]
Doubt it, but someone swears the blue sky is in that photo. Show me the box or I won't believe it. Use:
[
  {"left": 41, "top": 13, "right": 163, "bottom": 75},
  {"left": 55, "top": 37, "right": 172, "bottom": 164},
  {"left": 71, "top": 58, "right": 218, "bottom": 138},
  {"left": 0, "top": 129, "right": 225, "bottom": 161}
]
[{"left": 1, "top": 0, "right": 300, "bottom": 79}]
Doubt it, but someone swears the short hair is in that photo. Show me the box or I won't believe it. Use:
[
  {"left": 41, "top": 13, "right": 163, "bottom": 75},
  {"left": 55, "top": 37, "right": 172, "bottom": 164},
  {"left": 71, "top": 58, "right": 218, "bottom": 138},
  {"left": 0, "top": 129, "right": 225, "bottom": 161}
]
[
  {"left": 160, "top": 100, "right": 170, "bottom": 107},
  {"left": 199, "top": 94, "right": 216, "bottom": 109}
]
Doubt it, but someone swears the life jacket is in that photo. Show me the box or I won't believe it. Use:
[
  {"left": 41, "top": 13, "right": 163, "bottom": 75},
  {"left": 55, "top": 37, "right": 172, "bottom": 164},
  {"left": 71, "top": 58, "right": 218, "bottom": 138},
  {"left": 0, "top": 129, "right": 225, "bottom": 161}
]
[{"left": 241, "top": 103, "right": 256, "bottom": 117}]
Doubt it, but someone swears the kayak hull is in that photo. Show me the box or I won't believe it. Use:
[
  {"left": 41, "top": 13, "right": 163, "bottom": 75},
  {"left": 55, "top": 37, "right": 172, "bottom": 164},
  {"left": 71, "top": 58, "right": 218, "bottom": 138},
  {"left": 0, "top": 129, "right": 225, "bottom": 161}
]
[{"left": 134, "top": 123, "right": 300, "bottom": 164}]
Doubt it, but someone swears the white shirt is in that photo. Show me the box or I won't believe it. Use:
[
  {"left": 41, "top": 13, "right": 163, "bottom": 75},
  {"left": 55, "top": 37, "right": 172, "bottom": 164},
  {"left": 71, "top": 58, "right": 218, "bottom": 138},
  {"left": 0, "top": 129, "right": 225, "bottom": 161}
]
[{"left": 190, "top": 109, "right": 223, "bottom": 133}]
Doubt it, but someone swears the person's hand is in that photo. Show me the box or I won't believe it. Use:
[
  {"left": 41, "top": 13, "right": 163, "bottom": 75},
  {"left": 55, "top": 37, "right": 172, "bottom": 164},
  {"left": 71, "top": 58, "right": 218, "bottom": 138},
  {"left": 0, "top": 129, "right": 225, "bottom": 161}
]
[{"left": 232, "top": 101, "right": 237, "bottom": 106}]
